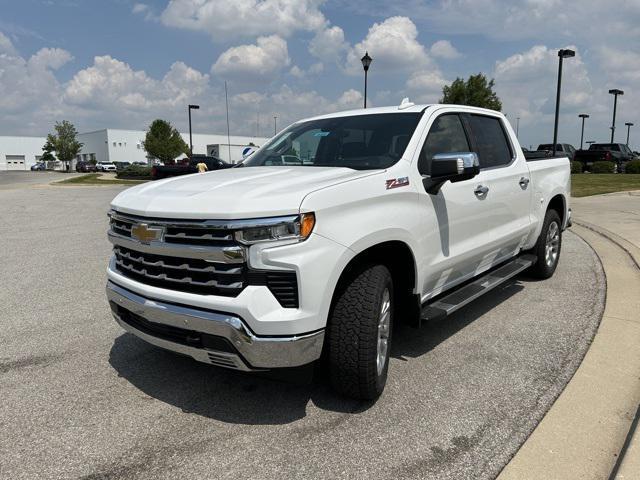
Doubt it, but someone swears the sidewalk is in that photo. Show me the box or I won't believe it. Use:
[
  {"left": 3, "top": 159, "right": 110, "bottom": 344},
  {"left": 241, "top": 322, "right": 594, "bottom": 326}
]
[{"left": 498, "top": 192, "right": 640, "bottom": 480}]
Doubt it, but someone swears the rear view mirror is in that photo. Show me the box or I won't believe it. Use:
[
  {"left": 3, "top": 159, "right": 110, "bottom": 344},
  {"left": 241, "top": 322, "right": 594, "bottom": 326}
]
[{"left": 422, "top": 152, "right": 479, "bottom": 194}]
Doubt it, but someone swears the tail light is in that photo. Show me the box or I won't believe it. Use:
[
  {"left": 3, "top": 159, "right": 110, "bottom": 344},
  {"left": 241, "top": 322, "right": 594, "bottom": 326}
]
[{"left": 605, "top": 151, "right": 611, "bottom": 161}]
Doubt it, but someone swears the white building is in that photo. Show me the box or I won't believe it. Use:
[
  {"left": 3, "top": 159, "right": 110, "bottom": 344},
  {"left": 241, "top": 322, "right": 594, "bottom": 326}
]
[
  {"left": 0, "top": 136, "right": 47, "bottom": 170},
  {"left": 77, "top": 129, "right": 269, "bottom": 165},
  {"left": 1, "top": 129, "right": 270, "bottom": 170}
]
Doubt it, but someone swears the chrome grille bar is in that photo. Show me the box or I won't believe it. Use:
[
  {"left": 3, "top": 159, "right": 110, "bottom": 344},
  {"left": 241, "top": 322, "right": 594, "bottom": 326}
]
[
  {"left": 115, "top": 259, "right": 243, "bottom": 289},
  {"left": 113, "top": 247, "right": 242, "bottom": 275}
]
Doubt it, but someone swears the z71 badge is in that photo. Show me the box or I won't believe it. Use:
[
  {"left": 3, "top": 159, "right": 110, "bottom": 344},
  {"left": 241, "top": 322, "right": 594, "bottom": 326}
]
[{"left": 385, "top": 177, "right": 410, "bottom": 190}]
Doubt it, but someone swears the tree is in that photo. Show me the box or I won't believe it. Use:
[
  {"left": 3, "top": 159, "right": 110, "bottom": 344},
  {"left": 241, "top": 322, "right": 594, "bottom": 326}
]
[
  {"left": 41, "top": 140, "right": 56, "bottom": 164},
  {"left": 142, "top": 119, "right": 189, "bottom": 164},
  {"left": 440, "top": 73, "right": 502, "bottom": 111},
  {"left": 47, "top": 120, "right": 83, "bottom": 172}
]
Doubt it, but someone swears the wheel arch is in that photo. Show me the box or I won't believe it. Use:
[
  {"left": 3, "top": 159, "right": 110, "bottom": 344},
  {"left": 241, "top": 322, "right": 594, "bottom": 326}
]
[
  {"left": 331, "top": 240, "right": 421, "bottom": 326},
  {"left": 547, "top": 193, "right": 567, "bottom": 227}
]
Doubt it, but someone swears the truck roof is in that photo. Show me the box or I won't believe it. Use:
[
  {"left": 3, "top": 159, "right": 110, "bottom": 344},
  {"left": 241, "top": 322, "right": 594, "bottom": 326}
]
[{"left": 300, "top": 103, "right": 504, "bottom": 123}]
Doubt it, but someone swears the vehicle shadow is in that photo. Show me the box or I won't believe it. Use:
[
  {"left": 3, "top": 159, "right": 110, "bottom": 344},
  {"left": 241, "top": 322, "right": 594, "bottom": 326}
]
[
  {"left": 109, "top": 278, "right": 525, "bottom": 426},
  {"left": 392, "top": 279, "right": 525, "bottom": 360}
]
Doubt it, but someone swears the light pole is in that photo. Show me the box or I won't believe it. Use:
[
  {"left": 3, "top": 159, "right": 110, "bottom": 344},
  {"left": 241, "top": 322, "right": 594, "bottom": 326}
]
[
  {"left": 516, "top": 117, "right": 520, "bottom": 138},
  {"left": 360, "top": 51, "right": 372, "bottom": 109},
  {"left": 608, "top": 89, "right": 624, "bottom": 142},
  {"left": 188, "top": 104, "right": 200, "bottom": 158},
  {"left": 552, "top": 49, "right": 575, "bottom": 157},
  {"left": 578, "top": 114, "right": 589, "bottom": 150},
  {"left": 273, "top": 116, "right": 278, "bottom": 135},
  {"left": 586, "top": 140, "right": 596, "bottom": 147},
  {"left": 625, "top": 122, "right": 634, "bottom": 146}
]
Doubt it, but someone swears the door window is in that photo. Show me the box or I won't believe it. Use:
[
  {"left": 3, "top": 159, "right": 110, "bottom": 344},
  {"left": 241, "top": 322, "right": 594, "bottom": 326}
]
[
  {"left": 467, "top": 115, "right": 513, "bottom": 168},
  {"left": 418, "top": 114, "right": 470, "bottom": 175}
]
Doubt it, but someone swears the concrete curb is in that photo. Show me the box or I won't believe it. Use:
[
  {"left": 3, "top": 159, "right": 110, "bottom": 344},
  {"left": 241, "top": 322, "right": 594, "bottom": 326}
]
[{"left": 497, "top": 223, "right": 640, "bottom": 480}]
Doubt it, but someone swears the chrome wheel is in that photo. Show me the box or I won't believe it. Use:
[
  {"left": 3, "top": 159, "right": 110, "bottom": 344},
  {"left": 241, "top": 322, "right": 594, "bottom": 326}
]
[
  {"left": 545, "top": 221, "right": 560, "bottom": 267},
  {"left": 376, "top": 288, "right": 391, "bottom": 376}
]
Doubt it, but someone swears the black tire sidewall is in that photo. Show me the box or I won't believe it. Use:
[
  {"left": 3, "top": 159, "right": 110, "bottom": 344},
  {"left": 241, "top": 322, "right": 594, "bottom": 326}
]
[{"left": 533, "top": 209, "right": 562, "bottom": 278}]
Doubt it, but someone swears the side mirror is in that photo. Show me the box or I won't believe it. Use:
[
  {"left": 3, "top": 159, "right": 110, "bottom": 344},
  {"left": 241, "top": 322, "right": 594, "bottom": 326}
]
[{"left": 422, "top": 152, "right": 480, "bottom": 194}]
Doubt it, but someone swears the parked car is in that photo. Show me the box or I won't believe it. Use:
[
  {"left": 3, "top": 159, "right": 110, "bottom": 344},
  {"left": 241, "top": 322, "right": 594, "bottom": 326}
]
[
  {"left": 112, "top": 161, "right": 132, "bottom": 171},
  {"left": 151, "top": 155, "right": 230, "bottom": 180},
  {"left": 96, "top": 161, "right": 117, "bottom": 172},
  {"left": 533, "top": 143, "right": 577, "bottom": 160},
  {"left": 76, "top": 161, "right": 97, "bottom": 173},
  {"left": 106, "top": 103, "right": 570, "bottom": 399},
  {"left": 30, "top": 162, "right": 46, "bottom": 171},
  {"left": 574, "top": 143, "right": 636, "bottom": 172}
]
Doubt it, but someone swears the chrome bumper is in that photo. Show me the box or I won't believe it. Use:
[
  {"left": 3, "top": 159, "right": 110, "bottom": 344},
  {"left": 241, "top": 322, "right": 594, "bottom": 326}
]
[{"left": 106, "top": 281, "right": 324, "bottom": 370}]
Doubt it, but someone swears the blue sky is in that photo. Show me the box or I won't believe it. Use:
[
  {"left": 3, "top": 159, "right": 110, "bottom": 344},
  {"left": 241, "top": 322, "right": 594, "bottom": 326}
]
[{"left": 1, "top": 0, "right": 639, "bottom": 150}]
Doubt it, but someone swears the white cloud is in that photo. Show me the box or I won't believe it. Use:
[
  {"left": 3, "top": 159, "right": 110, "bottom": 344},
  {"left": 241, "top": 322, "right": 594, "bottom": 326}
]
[
  {"left": 160, "top": 0, "right": 327, "bottom": 41},
  {"left": 406, "top": 70, "right": 447, "bottom": 103},
  {"left": 28, "top": 48, "right": 73, "bottom": 70},
  {"left": 65, "top": 56, "right": 209, "bottom": 110},
  {"left": 289, "top": 62, "right": 323, "bottom": 78},
  {"left": 309, "top": 25, "right": 347, "bottom": 61},
  {"left": 430, "top": 40, "right": 461, "bottom": 59},
  {"left": 132, "top": 3, "right": 149, "bottom": 14},
  {"left": 212, "top": 35, "right": 290, "bottom": 79},
  {"left": 345, "top": 16, "right": 431, "bottom": 75},
  {"left": 0, "top": 31, "right": 16, "bottom": 55}
]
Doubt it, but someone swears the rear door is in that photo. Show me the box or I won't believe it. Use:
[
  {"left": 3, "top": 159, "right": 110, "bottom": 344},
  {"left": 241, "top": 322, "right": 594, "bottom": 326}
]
[{"left": 463, "top": 113, "right": 532, "bottom": 264}]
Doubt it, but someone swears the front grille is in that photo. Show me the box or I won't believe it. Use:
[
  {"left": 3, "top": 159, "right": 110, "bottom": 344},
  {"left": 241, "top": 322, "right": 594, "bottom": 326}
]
[
  {"left": 114, "top": 246, "right": 244, "bottom": 296},
  {"left": 109, "top": 212, "right": 299, "bottom": 307},
  {"left": 109, "top": 214, "right": 236, "bottom": 247}
]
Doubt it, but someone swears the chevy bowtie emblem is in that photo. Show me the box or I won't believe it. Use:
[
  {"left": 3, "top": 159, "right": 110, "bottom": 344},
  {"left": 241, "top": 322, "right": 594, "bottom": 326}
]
[{"left": 131, "top": 223, "right": 163, "bottom": 243}]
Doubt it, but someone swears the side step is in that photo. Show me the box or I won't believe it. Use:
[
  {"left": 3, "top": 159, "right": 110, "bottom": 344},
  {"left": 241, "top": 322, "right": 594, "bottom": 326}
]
[{"left": 421, "top": 254, "right": 537, "bottom": 322}]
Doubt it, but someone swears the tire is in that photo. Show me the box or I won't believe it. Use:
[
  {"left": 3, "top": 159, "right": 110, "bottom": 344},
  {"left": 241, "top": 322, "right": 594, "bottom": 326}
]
[
  {"left": 327, "top": 264, "right": 393, "bottom": 400},
  {"left": 527, "top": 209, "right": 562, "bottom": 279}
]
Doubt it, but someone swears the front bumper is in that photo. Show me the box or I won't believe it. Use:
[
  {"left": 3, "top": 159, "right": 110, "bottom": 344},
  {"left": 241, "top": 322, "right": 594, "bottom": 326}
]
[{"left": 106, "top": 281, "right": 325, "bottom": 370}]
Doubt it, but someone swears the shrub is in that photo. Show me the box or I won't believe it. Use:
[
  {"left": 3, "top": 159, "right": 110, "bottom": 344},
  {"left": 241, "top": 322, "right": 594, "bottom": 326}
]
[
  {"left": 116, "top": 165, "right": 152, "bottom": 179},
  {"left": 570, "top": 161, "right": 583, "bottom": 174},
  {"left": 625, "top": 160, "right": 640, "bottom": 174},
  {"left": 590, "top": 161, "right": 616, "bottom": 174}
]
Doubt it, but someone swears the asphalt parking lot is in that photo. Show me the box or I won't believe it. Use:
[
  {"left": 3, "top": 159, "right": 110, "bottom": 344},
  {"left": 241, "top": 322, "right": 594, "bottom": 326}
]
[{"left": 0, "top": 172, "right": 605, "bottom": 480}]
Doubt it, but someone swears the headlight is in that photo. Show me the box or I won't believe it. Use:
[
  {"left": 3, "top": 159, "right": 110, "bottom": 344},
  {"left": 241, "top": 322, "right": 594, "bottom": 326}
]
[{"left": 235, "top": 213, "right": 315, "bottom": 245}]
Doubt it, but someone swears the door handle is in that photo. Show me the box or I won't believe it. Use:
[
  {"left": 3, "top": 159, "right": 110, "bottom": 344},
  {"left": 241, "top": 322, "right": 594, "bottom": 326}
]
[
  {"left": 474, "top": 185, "right": 489, "bottom": 197},
  {"left": 519, "top": 177, "right": 530, "bottom": 189}
]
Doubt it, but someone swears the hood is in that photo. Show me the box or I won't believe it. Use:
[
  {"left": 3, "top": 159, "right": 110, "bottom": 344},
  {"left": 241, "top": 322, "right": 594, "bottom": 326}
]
[{"left": 111, "top": 166, "right": 378, "bottom": 219}]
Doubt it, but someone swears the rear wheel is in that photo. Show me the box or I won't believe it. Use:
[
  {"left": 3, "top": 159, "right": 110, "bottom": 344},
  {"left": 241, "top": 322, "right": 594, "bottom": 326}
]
[
  {"left": 327, "top": 264, "right": 393, "bottom": 400},
  {"left": 528, "top": 209, "right": 562, "bottom": 279}
]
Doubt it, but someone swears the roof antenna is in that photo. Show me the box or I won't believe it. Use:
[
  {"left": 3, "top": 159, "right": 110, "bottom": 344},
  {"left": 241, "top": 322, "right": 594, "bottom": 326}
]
[{"left": 398, "top": 97, "right": 415, "bottom": 110}]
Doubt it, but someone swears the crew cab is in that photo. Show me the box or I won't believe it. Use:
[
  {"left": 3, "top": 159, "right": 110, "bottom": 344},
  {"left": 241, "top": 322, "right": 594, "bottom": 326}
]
[
  {"left": 105, "top": 103, "right": 570, "bottom": 399},
  {"left": 575, "top": 143, "right": 636, "bottom": 172},
  {"left": 525, "top": 143, "right": 576, "bottom": 160}
]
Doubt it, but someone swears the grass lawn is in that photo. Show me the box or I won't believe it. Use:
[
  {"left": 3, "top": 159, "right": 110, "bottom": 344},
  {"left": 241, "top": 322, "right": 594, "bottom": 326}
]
[
  {"left": 55, "top": 173, "right": 147, "bottom": 186},
  {"left": 571, "top": 174, "right": 640, "bottom": 197}
]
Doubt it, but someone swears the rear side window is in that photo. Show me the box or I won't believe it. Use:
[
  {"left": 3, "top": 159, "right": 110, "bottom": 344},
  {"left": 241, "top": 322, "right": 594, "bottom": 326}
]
[
  {"left": 468, "top": 115, "right": 513, "bottom": 168},
  {"left": 419, "top": 114, "right": 470, "bottom": 174}
]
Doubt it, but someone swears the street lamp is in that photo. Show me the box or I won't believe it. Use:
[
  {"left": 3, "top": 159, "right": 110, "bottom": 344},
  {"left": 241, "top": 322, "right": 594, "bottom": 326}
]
[
  {"left": 274, "top": 116, "right": 278, "bottom": 136},
  {"left": 578, "top": 114, "right": 589, "bottom": 150},
  {"left": 586, "top": 140, "right": 596, "bottom": 146},
  {"left": 625, "top": 122, "right": 634, "bottom": 146},
  {"left": 608, "top": 89, "right": 624, "bottom": 142},
  {"left": 516, "top": 117, "right": 520, "bottom": 138},
  {"left": 188, "top": 104, "right": 200, "bottom": 158},
  {"left": 360, "top": 51, "right": 372, "bottom": 109},
  {"left": 552, "top": 49, "right": 575, "bottom": 157}
]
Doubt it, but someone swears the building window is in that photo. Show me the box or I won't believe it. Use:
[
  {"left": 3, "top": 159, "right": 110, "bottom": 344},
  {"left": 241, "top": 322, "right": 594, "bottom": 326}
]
[
  {"left": 113, "top": 142, "right": 116, "bottom": 147},
  {"left": 118, "top": 142, "right": 122, "bottom": 147}
]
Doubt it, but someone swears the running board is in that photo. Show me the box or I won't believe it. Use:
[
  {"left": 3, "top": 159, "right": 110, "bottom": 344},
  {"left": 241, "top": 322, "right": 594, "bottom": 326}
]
[{"left": 421, "top": 254, "right": 537, "bottom": 322}]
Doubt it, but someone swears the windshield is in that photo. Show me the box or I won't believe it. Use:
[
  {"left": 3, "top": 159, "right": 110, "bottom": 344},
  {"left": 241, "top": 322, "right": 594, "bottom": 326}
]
[
  {"left": 538, "top": 144, "right": 561, "bottom": 151},
  {"left": 241, "top": 113, "right": 422, "bottom": 170},
  {"left": 590, "top": 144, "right": 619, "bottom": 151}
]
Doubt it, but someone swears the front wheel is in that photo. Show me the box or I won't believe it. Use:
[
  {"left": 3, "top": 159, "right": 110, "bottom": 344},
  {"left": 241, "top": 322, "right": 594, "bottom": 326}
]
[
  {"left": 527, "top": 209, "right": 562, "bottom": 279},
  {"left": 327, "top": 264, "right": 393, "bottom": 400}
]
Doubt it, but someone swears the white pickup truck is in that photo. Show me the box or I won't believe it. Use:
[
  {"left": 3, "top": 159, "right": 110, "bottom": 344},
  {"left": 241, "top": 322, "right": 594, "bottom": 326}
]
[{"left": 106, "top": 103, "right": 570, "bottom": 399}]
